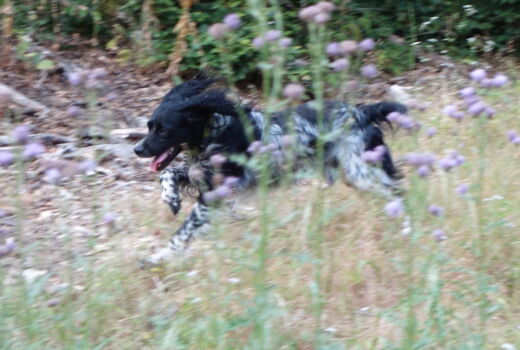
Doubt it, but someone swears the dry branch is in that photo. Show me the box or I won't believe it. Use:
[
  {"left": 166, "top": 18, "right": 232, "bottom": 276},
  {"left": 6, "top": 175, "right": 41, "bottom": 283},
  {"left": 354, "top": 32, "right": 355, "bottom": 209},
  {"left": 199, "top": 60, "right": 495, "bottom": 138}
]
[{"left": 0, "top": 83, "right": 50, "bottom": 116}]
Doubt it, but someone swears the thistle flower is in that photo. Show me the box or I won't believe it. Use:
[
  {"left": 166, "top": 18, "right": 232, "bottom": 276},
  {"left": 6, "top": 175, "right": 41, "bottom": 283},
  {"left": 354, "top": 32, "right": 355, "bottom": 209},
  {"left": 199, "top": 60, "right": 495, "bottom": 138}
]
[
  {"left": 456, "top": 183, "right": 469, "bottom": 196},
  {"left": 467, "top": 101, "right": 486, "bottom": 116},
  {"left": 330, "top": 58, "right": 349, "bottom": 72},
  {"left": 67, "top": 71, "right": 84, "bottom": 86},
  {"left": 491, "top": 74, "right": 509, "bottom": 88},
  {"left": 339, "top": 40, "right": 358, "bottom": 54},
  {"left": 432, "top": 229, "right": 447, "bottom": 242},
  {"left": 247, "top": 141, "right": 263, "bottom": 154},
  {"left": 0, "top": 151, "right": 14, "bottom": 167},
  {"left": 66, "top": 105, "right": 82, "bottom": 117},
  {"left": 283, "top": 83, "right": 305, "bottom": 100},
  {"left": 316, "top": 1, "right": 336, "bottom": 13},
  {"left": 426, "top": 127, "right": 437, "bottom": 138},
  {"left": 512, "top": 137, "right": 520, "bottom": 145},
  {"left": 208, "top": 23, "right": 228, "bottom": 39},
  {"left": 265, "top": 30, "right": 281, "bottom": 42},
  {"left": 43, "top": 168, "right": 62, "bottom": 184},
  {"left": 361, "top": 145, "right": 386, "bottom": 163},
  {"left": 278, "top": 37, "right": 293, "bottom": 48},
  {"left": 484, "top": 106, "right": 496, "bottom": 119},
  {"left": 361, "top": 64, "right": 379, "bottom": 79},
  {"left": 223, "top": 13, "right": 241, "bottom": 30},
  {"left": 12, "top": 125, "right": 30, "bottom": 144},
  {"left": 469, "top": 68, "right": 486, "bottom": 82},
  {"left": 326, "top": 42, "right": 341, "bottom": 57},
  {"left": 78, "top": 159, "right": 97, "bottom": 173},
  {"left": 298, "top": 6, "right": 320, "bottom": 21},
  {"left": 404, "top": 152, "right": 436, "bottom": 167},
  {"left": 209, "top": 154, "right": 227, "bottom": 167},
  {"left": 203, "top": 185, "right": 232, "bottom": 203},
  {"left": 88, "top": 68, "right": 108, "bottom": 80},
  {"left": 313, "top": 12, "right": 330, "bottom": 24},
  {"left": 428, "top": 204, "right": 444, "bottom": 217},
  {"left": 385, "top": 199, "right": 404, "bottom": 218},
  {"left": 252, "top": 36, "right": 266, "bottom": 49},
  {"left": 463, "top": 95, "right": 480, "bottom": 107},
  {"left": 358, "top": 38, "right": 375, "bottom": 51},
  {"left": 23, "top": 142, "right": 46, "bottom": 159},
  {"left": 459, "top": 87, "right": 475, "bottom": 98},
  {"left": 417, "top": 165, "right": 431, "bottom": 178},
  {"left": 102, "top": 212, "right": 116, "bottom": 225},
  {"left": 480, "top": 78, "right": 494, "bottom": 88},
  {"left": 223, "top": 176, "right": 240, "bottom": 188},
  {"left": 442, "top": 104, "right": 458, "bottom": 118},
  {"left": 0, "top": 238, "right": 16, "bottom": 257}
]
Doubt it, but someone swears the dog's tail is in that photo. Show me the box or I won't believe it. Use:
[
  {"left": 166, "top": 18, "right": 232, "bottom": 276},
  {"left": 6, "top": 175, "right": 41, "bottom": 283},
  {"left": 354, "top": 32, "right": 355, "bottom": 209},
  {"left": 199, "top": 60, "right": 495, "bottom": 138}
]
[{"left": 358, "top": 102, "right": 407, "bottom": 126}]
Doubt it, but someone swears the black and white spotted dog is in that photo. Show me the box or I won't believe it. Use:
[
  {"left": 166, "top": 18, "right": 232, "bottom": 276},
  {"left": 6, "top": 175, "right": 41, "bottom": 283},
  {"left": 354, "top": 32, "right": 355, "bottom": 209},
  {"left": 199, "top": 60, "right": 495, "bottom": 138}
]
[{"left": 134, "top": 75, "right": 406, "bottom": 265}]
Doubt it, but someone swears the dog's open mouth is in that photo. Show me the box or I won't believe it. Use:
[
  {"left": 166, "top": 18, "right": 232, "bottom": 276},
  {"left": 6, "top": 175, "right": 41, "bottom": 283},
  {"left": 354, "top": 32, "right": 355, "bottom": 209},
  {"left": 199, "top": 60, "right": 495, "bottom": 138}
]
[{"left": 150, "top": 146, "right": 182, "bottom": 172}]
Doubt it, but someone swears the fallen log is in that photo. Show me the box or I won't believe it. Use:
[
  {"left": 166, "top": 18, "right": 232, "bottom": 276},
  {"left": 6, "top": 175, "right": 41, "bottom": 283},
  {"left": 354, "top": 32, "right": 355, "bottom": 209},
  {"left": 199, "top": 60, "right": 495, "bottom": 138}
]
[{"left": 0, "top": 83, "right": 50, "bottom": 117}]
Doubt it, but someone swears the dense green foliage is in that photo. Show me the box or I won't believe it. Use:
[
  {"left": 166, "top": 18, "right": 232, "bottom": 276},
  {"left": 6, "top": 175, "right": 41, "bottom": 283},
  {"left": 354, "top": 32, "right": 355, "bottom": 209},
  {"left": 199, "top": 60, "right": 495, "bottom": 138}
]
[{"left": 6, "top": 0, "right": 520, "bottom": 78}]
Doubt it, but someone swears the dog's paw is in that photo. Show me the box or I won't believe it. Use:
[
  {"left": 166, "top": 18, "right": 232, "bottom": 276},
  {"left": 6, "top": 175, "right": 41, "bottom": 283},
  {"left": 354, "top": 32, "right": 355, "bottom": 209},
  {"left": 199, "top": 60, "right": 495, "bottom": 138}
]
[{"left": 139, "top": 248, "right": 174, "bottom": 270}]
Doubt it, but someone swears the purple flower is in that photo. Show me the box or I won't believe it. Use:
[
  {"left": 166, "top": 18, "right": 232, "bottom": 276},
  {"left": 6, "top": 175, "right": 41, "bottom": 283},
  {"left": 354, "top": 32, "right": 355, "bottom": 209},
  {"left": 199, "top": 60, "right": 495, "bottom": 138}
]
[
  {"left": 339, "top": 40, "right": 358, "bottom": 54},
  {"left": 252, "top": 36, "right": 266, "bottom": 49},
  {"left": 223, "top": 176, "right": 240, "bottom": 187},
  {"left": 459, "top": 87, "right": 475, "bottom": 98},
  {"left": 491, "top": 74, "right": 509, "bottom": 88},
  {"left": 456, "top": 183, "right": 469, "bottom": 196},
  {"left": 79, "top": 159, "right": 97, "bottom": 173},
  {"left": 313, "top": 12, "right": 330, "bottom": 24},
  {"left": 387, "top": 112, "right": 401, "bottom": 122},
  {"left": 358, "top": 38, "right": 375, "bottom": 51},
  {"left": 432, "top": 229, "right": 447, "bottom": 242},
  {"left": 512, "top": 137, "right": 520, "bottom": 145},
  {"left": 469, "top": 68, "right": 486, "bottom": 82},
  {"left": 88, "top": 68, "right": 108, "bottom": 80},
  {"left": 330, "top": 58, "right": 349, "bottom": 72},
  {"left": 298, "top": 6, "right": 320, "bottom": 21},
  {"left": 467, "top": 101, "right": 486, "bottom": 116},
  {"left": 428, "top": 204, "right": 444, "bottom": 217},
  {"left": 426, "top": 127, "right": 437, "bottom": 138},
  {"left": 210, "top": 154, "right": 227, "bottom": 167},
  {"left": 0, "top": 238, "right": 16, "bottom": 257},
  {"left": 507, "top": 130, "right": 518, "bottom": 142},
  {"left": 438, "top": 157, "right": 457, "bottom": 171},
  {"left": 223, "top": 13, "right": 241, "bottom": 30},
  {"left": 316, "top": 1, "right": 336, "bottom": 13},
  {"left": 43, "top": 168, "right": 62, "bottom": 184},
  {"left": 0, "top": 151, "right": 14, "bottom": 167},
  {"left": 67, "top": 71, "right": 85, "bottom": 86},
  {"left": 385, "top": 199, "right": 404, "bottom": 218},
  {"left": 417, "top": 165, "right": 431, "bottom": 178},
  {"left": 484, "top": 106, "right": 496, "bottom": 119},
  {"left": 265, "top": 30, "right": 282, "bottom": 42},
  {"left": 66, "top": 105, "right": 82, "bottom": 117},
  {"left": 203, "top": 185, "right": 232, "bottom": 203},
  {"left": 463, "top": 95, "right": 480, "bottom": 107},
  {"left": 283, "top": 83, "right": 305, "bottom": 100},
  {"left": 103, "top": 212, "right": 116, "bottom": 224},
  {"left": 480, "top": 78, "right": 494, "bottom": 88},
  {"left": 247, "top": 141, "right": 263, "bottom": 154},
  {"left": 326, "top": 42, "right": 341, "bottom": 57},
  {"left": 278, "top": 37, "right": 293, "bottom": 48},
  {"left": 361, "top": 64, "right": 379, "bottom": 79},
  {"left": 442, "top": 104, "right": 458, "bottom": 117},
  {"left": 23, "top": 142, "right": 46, "bottom": 159},
  {"left": 12, "top": 125, "right": 31, "bottom": 144},
  {"left": 208, "top": 23, "right": 228, "bottom": 39},
  {"left": 404, "top": 152, "right": 436, "bottom": 167},
  {"left": 361, "top": 146, "right": 385, "bottom": 164}
]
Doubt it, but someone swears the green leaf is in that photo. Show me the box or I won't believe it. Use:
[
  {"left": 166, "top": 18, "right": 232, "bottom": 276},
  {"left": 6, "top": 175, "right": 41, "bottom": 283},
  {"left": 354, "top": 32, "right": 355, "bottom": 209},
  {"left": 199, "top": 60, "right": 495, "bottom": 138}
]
[{"left": 36, "top": 59, "right": 55, "bottom": 70}]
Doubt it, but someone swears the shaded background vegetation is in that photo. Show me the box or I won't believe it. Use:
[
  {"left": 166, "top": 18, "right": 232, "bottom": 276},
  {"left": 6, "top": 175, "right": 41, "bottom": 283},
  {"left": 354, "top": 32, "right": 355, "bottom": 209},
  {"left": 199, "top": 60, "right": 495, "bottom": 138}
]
[{"left": 4, "top": 0, "right": 520, "bottom": 81}]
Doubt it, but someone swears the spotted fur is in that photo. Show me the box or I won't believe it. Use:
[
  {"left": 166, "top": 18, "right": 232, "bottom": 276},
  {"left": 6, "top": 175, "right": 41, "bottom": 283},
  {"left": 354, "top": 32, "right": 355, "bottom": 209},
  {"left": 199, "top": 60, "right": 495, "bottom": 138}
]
[{"left": 134, "top": 75, "right": 406, "bottom": 265}]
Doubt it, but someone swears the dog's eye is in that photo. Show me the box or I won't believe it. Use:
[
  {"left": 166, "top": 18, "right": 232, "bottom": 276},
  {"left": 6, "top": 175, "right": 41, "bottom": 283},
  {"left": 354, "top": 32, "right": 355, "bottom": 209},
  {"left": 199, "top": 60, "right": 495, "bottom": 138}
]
[{"left": 156, "top": 126, "right": 168, "bottom": 135}]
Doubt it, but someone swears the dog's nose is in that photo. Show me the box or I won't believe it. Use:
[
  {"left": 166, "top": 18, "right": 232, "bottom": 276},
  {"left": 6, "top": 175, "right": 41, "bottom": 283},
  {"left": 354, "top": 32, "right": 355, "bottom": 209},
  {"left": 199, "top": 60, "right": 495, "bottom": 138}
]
[{"left": 134, "top": 140, "right": 145, "bottom": 157}]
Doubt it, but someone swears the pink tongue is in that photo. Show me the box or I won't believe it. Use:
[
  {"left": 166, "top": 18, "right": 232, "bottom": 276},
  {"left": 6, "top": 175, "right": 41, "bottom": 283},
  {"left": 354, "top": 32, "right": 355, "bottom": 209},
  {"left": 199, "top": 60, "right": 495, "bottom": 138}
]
[{"left": 150, "top": 150, "right": 170, "bottom": 172}]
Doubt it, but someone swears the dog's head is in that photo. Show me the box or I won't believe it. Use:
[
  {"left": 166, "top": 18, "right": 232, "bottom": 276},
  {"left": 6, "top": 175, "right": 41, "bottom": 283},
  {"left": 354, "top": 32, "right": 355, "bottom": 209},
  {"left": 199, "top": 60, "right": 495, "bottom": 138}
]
[{"left": 134, "top": 75, "right": 237, "bottom": 172}]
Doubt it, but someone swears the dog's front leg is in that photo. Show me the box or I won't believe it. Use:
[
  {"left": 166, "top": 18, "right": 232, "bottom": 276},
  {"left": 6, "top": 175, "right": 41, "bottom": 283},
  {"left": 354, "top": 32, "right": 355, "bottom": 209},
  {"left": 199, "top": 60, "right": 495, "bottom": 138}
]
[
  {"left": 145, "top": 200, "right": 210, "bottom": 266},
  {"left": 160, "top": 167, "right": 189, "bottom": 216}
]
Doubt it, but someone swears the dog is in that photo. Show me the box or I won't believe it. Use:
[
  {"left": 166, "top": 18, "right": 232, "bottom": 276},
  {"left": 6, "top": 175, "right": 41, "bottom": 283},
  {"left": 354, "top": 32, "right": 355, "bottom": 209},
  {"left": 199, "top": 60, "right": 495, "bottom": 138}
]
[{"left": 134, "top": 74, "right": 406, "bottom": 265}]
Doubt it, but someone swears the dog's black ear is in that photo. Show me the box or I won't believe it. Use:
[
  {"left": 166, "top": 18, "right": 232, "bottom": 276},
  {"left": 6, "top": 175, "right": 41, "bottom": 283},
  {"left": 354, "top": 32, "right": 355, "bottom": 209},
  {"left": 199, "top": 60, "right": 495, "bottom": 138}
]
[
  {"left": 181, "top": 89, "right": 237, "bottom": 121},
  {"left": 164, "top": 73, "right": 219, "bottom": 101}
]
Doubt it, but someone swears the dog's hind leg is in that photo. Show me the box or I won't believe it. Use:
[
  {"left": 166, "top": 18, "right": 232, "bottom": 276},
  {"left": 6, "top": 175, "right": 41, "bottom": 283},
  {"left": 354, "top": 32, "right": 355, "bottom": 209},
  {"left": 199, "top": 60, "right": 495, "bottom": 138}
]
[
  {"left": 160, "top": 166, "right": 189, "bottom": 216},
  {"left": 144, "top": 200, "right": 210, "bottom": 266}
]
